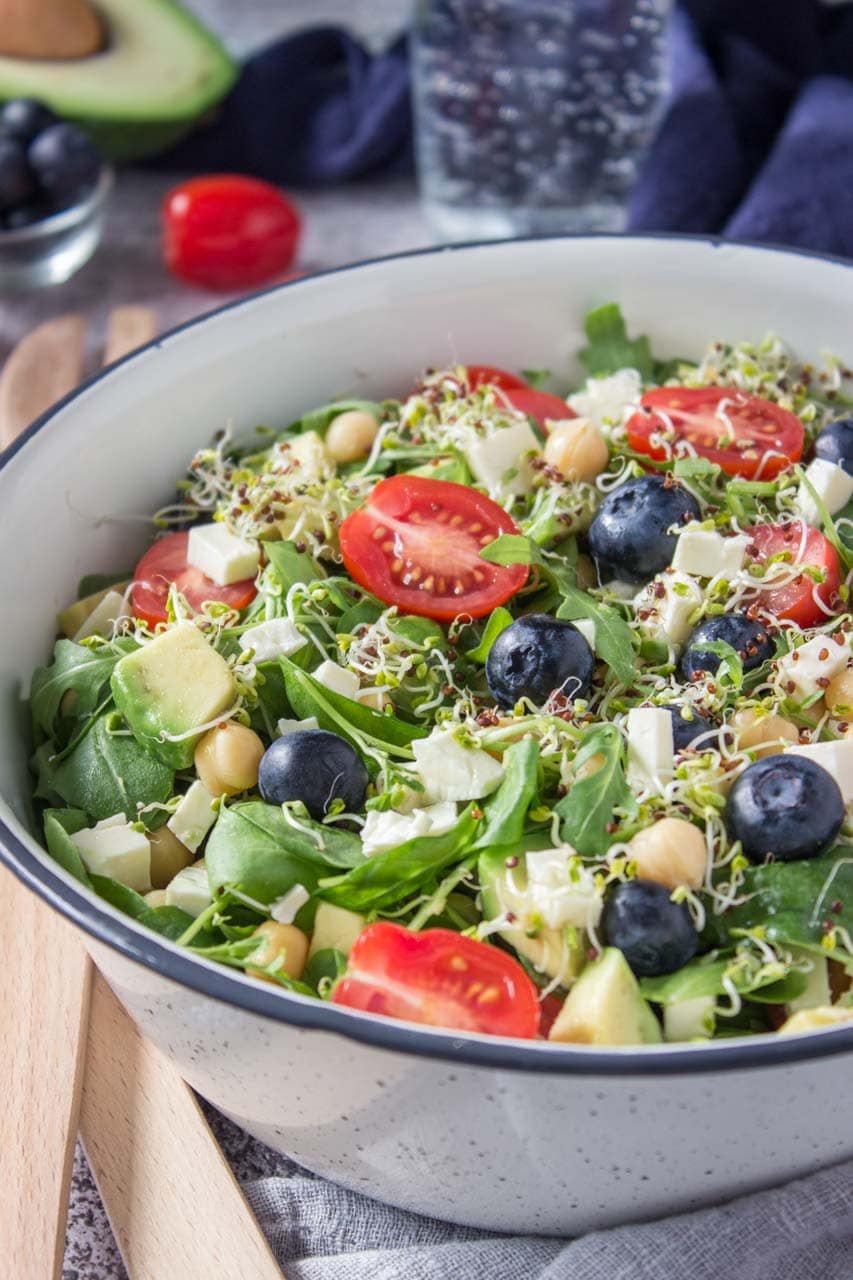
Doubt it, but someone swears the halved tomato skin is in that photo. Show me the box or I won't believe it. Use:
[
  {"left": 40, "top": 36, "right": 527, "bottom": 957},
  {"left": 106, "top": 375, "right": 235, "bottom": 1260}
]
[
  {"left": 744, "top": 520, "right": 842, "bottom": 628},
  {"left": 131, "top": 531, "right": 257, "bottom": 628},
  {"left": 339, "top": 475, "right": 528, "bottom": 621},
  {"left": 502, "top": 386, "right": 577, "bottom": 430},
  {"left": 331, "top": 922, "right": 541, "bottom": 1039},
  {"left": 463, "top": 364, "right": 529, "bottom": 392},
  {"left": 626, "top": 386, "right": 803, "bottom": 479}
]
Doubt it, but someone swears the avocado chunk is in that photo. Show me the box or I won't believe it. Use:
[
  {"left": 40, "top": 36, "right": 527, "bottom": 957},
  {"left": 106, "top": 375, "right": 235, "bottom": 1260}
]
[
  {"left": 548, "top": 947, "right": 663, "bottom": 1045},
  {"left": 58, "top": 580, "right": 130, "bottom": 639},
  {"left": 779, "top": 1005, "right": 853, "bottom": 1035},
  {"left": 786, "top": 948, "right": 831, "bottom": 1013},
  {"left": 0, "top": 0, "right": 236, "bottom": 161},
  {"left": 111, "top": 624, "right": 236, "bottom": 769},
  {"left": 308, "top": 902, "right": 366, "bottom": 961},
  {"left": 479, "top": 848, "right": 586, "bottom": 986}
]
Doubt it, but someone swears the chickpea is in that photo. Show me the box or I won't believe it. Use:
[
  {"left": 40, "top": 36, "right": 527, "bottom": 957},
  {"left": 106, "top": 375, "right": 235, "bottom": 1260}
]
[
  {"left": 825, "top": 669, "right": 853, "bottom": 716},
  {"left": 732, "top": 708, "right": 799, "bottom": 756},
  {"left": 148, "top": 824, "right": 194, "bottom": 888},
  {"left": 325, "top": 409, "right": 379, "bottom": 464},
  {"left": 358, "top": 688, "right": 392, "bottom": 712},
  {"left": 543, "top": 417, "right": 609, "bottom": 483},
  {"left": 249, "top": 921, "right": 309, "bottom": 983},
  {"left": 628, "top": 817, "right": 706, "bottom": 890},
  {"left": 144, "top": 889, "right": 168, "bottom": 908},
  {"left": 194, "top": 722, "right": 265, "bottom": 797}
]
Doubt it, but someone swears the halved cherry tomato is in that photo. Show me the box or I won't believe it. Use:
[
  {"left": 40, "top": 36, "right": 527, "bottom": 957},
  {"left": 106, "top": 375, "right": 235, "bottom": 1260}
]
[
  {"left": 339, "top": 474, "right": 528, "bottom": 621},
  {"left": 502, "top": 386, "right": 577, "bottom": 430},
  {"left": 331, "top": 922, "right": 541, "bottom": 1038},
  {"left": 626, "top": 386, "right": 803, "bottom": 479},
  {"left": 744, "top": 520, "right": 842, "bottom": 628},
  {"left": 463, "top": 364, "right": 529, "bottom": 391},
  {"left": 162, "top": 174, "right": 301, "bottom": 291},
  {"left": 131, "top": 531, "right": 257, "bottom": 628}
]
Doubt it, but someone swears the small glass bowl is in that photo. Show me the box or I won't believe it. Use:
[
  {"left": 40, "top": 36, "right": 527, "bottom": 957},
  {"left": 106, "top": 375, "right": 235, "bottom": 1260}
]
[{"left": 0, "top": 165, "right": 113, "bottom": 292}]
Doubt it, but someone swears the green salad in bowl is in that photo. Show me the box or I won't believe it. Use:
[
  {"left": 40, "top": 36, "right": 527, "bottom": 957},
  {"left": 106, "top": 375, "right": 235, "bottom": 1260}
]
[{"left": 30, "top": 302, "right": 853, "bottom": 1047}]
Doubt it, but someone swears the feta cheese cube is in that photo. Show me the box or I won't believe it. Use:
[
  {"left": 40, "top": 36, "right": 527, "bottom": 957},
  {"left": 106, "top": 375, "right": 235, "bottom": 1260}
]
[
  {"left": 571, "top": 618, "right": 596, "bottom": 651},
  {"left": 626, "top": 706, "right": 675, "bottom": 792},
  {"left": 604, "top": 579, "right": 639, "bottom": 601},
  {"left": 672, "top": 527, "right": 748, "bottom": 580},
  {"left": 187, "top": 523, "right": 260, "bottom": 587},
  {"left": 525, "top": 848, "right": 602, "bottom": 930},
  {"left": 796, "top": 458, "right": 853, "bottom": 528},
  {"left": 785, "top": 739, "right": 853, "bottom": 803},
  {"left": 463, "top": 419, "right": 540, "bottom": 495},
  {"left": 270, "top": 883, "right": 311, "bottom": 924},
  {"left": 241, "top": 618, "right": 306, "bottom": 663},
  {"left": 276, "top": 715, "right": 320, "bottom": 736},
  {"left": 361, "top": 801, "right": 458, "bottom": 857},
  {"left": 165, "top": 864, "right": 212, "bottom": 918},
  {"left": 71, "top": 820, "right": 151, "bottom": 893},
  {"left": 73, "top": 590, "right": 129, "bottom": 642},
  {"left": 167, "top": 780, "right": 217, "bottom": 854},
  {"left": 776, "top": 633, "right": 852, "bottom": 702},
  {"left": 412, "top": 729, "right": 504, "bottom": 802},
  {"left": 94, "top": 812, "right": 128, "bottom": 830},
  {"left": 567, "top": 368, "right": 642, "bottom": 429},
  {"left": 313, "top": 660, "right": 360, "bottom": 700},
  {"left": 634, "top": 572, "right": 703, "bottom": 647}
]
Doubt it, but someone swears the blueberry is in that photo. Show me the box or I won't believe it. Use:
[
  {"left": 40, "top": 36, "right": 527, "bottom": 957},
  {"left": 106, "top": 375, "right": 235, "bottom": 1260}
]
[
  {"left": 587, "top": 475, "right": 701, "bottom": 584},
  {"left": 485, "top": 613, "right": 594, "bottom": 708},
  {"left": 0, "top": 136, "right": 35, "bottom": 212},
  {"left": 0, "top": 98, "right": 58, "bottom": 143},
  {"left": 28, "top": 123, "right": 101, "bottom": 201},
  {"left": 257, "top": 729, "right": 368, "bottom": 820},
  {"left": 2, "top": 199, "right": 50, "bottom": 230},
  {"left": 679, "top": 614, "right": 773, "bottom": 682},
  {"left": 725, "top": 755, "right": 843, "bottom": 863},
  {"left": 601, "top": 879, "right": 699, "bottom": 977},
  {"left": 814, "top": 418, "right": 853, "bottom": 477},
  {"left": 663, "top": 704, "right": 713, "bottom": 753}
]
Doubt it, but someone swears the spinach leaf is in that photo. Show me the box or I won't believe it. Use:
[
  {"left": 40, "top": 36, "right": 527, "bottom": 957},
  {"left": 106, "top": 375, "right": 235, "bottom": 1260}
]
[
  {"left": 702, "top": 850, "right": 853, "bottom": 965},
  {"left": 407, "top": 455, "right": 471, "bottom": 485},
  {"left": 473, "top": 737, "right": 539, "bottom": 850},
  {"left": 578, "top": 303, "right": 655, "bottom": 381},
  {"left": 466, "top": 606, "right": 514, "bottom": 663},
  {"left": 280, "top": 657, "right": 426, "bottom": 760},
  {"left": 640, "top": 953, "right": 808, "bottom": 1005},
  {"left": 31, "top": 639, "right": 131, "bottom": 739},
  {"left": 138, "top": 905, "right": 200, "bottom": 942},
  {"left": 303, "top": 947, "right": 348, "bottom": 994},
  {"left": 555, "top": 723, "right": 636, "bottom": 855},
  {"left": 89, "top": 874, "right": 149, "bottom": 919},
  {"left": 264, "top": 540, "right": 325, "bottom": 592},
  {"left": 206, "top": 799, "right": 363, "bottom": 903},
  {"left": 78, "top": 571, "right": 133, "bottom": 599},
  {"left": 40, "top": 712, "right": 174, "bottom": 823},
  {"left": 336, "top": 599, "right": 385, "bottom": 634},
  {"left": 43, "top": 808, "right": 91, "bottom": 885},
  {"left": 318, "top": 805, "right": 480, "bottom": 912},
  {"left": 555, "top": 584, "right": 637, "bottom": 686}
]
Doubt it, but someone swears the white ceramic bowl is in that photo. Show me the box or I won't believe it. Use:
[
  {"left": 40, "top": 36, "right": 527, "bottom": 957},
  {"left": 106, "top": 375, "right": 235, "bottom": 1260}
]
[{"left": 2, "top": 236, "right": 852, "bottom": 1234}]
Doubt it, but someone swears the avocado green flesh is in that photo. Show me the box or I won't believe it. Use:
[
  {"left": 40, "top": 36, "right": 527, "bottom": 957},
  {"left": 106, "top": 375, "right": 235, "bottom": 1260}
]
[
  {"left": 549, "top": 948, "right": 662, "bottom": 1046},
  {"left": 478, "top": 848, "right": 586, "bottom": 986},
  {"left": 0, "top": 0, "right": 237, "bottom": 160}
]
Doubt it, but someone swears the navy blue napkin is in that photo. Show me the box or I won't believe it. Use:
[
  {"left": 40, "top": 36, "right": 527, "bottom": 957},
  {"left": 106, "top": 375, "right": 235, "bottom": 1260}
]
[{"left": 628, "top": 1, "right": 853, "bottom": 255}]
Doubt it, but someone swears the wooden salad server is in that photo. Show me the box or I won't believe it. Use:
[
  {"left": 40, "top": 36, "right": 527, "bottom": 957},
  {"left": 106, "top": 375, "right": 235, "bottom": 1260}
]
[{"left": 0, "top": 309, "right": 284, "bottom": 1279}]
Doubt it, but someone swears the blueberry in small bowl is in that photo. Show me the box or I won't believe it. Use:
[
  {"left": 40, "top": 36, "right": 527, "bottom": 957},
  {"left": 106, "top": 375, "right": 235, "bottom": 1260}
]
[{"left": 0, "top": 98, "right": 111, "bottom": 291}]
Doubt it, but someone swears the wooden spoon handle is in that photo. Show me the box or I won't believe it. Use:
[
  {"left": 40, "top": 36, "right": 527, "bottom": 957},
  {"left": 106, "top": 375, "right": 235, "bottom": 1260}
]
[
  {"left": 0, "top": 314, "right": 86, "bottom": 450},
  {"left": 104, "top": 306, "right": 158, "bottom": 366}
]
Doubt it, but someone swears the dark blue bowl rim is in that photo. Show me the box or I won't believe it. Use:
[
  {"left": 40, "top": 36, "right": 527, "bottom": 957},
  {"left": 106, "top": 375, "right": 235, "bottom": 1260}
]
[{"left": 3, "top": 230, "right": 853, "bottom": 1077}]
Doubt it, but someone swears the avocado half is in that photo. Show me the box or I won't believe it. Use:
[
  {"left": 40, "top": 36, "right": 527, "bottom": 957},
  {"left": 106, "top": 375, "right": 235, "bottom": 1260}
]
[{"left": 0, "top": 0, "right": 237, "bottom": 160}]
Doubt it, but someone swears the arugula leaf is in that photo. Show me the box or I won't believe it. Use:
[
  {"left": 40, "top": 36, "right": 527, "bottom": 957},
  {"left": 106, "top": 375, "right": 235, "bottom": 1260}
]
[
  {"left": 479, "top": 533, "right": 542, "bottom": 568},
  {"left": 43, "top": 808, "right": 91, "bottom": 885},
  {"left": 578, "top": 303, "right": 655, "bottom": 381},
  {"left": 473, "top": 737, "right": 540, "bottom": 850},
  {"left": 556, "top": 585, "right": 637, "bottom": 686},
  {"left": 280, "top": 656, "right": 425, "bottom": 763},
  {"left": 702, "top": 850, "right": 853, "bottom": 968},
  {"left": 465, "top": 606, "right": 514, "bottom": 663},
  {"left": 206, "top": 799, "right": 363, "bottom": 904},
  {"left": 318, "top": 805, "right": 480, "bottom": 912},
  {"left": 38, "top": 713, "right": 174, "bottom": 823},
  {"left": 696, "top": 640, "right": 744, "bottom": 695},
  {"left": 555, "top": 723, "right": 636, "bottom": 855},
  {"left": 31, "top": 639, "right": 132, "bottom": 739}
]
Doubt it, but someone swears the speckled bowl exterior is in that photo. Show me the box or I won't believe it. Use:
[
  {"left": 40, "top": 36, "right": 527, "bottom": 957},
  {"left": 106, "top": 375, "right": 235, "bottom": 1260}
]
[{"left": 2, "top": 236, "right": 852, "bottom": 1233}]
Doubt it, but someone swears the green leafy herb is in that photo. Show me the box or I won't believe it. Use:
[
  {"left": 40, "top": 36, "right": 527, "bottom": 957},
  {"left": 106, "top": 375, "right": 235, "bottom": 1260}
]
[
  {"left": 578, "top": 303, "right": 656, "bottom": 381},
  {"left": 89, "top": 874, "right": 150, "bottom": 919},
  {"left": 556, "top": 585, "right": 637, "bottom": 686},
  {"left": 288, "top": 399, "right": 383, "bottom": 437},
  {"left": 43, "top": 808, "right": 91, "bottom": 885},
  {"left": 555, "top": 723, "right": 636, "bottom": 855},
  {"left": 318, "top": 805, "right": 480, "bottom": 912},
  {"left": 303, "top": 947, "right": 348, "bottom": 994},
  {"left": 139, "top": 905, "right": 202, "bottom": 942},
  {"left": 465, "top": 606, "right": 514, "bottom": 663},
  {"left": 37, "top": 713, "right": 174, "bottom": 823},
  {"left": 263, "top": 540, "right": 325, "bottom": 592},
  {"left": 521, "top": 369, "right": 551, "bottom": 388},
  {"left": 640, "top": 953, "right": 808, "bottom": 1005},
  {"left": 472, "top": 737, "right": 539, "bottom": 850},
  {"left": 31, "top": 639, "right": 133, "bottom": 739},
  {"left": 479, "top": 533, "right": 542, "bottom": 568}
]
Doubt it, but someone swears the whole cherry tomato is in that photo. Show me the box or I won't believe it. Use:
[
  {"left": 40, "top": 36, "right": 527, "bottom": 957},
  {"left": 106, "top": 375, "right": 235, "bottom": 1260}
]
[{"left": 162, "top": 174, "right": 301, "bottom": 291}]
